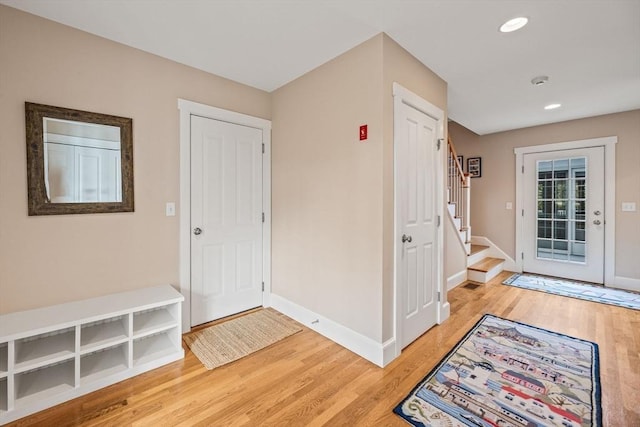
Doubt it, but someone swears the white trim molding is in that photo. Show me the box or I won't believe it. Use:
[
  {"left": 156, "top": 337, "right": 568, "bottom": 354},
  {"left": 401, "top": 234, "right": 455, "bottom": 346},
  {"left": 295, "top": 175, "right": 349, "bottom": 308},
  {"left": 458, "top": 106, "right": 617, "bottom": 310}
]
[
  {"left": 470, "top": 235, "right": 518, "bottom": 273},
  {"left": 514, "top": 136, "right": 617, "bottom": 286},
  {"left": 392, "top": 83, "right": 447, "bottom": 362},
  {"left": 270, "top": 294, "right": 391, "bottom": 367},
  {"left": 178, "top": 99, "right": 272, "bottom": 333},
  {"left": 612, "top": 276, "right": 640, "bottom": 293},
  {"left": 447, "top": 270, "right": 468, "bottom": 290}
]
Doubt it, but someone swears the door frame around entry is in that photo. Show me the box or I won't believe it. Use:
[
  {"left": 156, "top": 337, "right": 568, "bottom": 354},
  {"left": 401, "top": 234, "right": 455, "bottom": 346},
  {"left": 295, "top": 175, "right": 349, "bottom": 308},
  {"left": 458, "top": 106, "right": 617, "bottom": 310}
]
[
  {"left": 514, "top": 136, "right": 616, "bottom": 286},
  {"left": 392, "top": 83, "right": 448, "bottom": 363},
  {"left": 178, "top": 99, "right": 272, "bottom": 333}
]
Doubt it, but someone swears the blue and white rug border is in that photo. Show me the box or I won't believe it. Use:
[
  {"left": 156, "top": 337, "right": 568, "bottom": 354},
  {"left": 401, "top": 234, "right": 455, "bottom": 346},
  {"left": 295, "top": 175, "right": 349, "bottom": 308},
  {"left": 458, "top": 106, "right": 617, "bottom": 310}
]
[
  {"left": 504, "top": 273, "right": 640, "bottom": 311},
  {"left": 393, "top": 313, "right": 602, "bottom": 427}
]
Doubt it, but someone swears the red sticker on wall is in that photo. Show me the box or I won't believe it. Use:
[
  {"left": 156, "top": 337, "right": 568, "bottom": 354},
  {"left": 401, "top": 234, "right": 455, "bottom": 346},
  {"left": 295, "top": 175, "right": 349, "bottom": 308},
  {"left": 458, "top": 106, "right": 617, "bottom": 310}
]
[{"left": 360, "top": 124, "right": 368, "bottom": 141}]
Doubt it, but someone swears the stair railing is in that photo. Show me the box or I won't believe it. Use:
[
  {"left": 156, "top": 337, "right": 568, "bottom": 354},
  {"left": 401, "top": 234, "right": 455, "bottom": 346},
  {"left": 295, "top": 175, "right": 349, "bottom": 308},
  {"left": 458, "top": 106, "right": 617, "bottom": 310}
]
[{"left": 447, "top": 137, "right": 471, "bottom": 249}]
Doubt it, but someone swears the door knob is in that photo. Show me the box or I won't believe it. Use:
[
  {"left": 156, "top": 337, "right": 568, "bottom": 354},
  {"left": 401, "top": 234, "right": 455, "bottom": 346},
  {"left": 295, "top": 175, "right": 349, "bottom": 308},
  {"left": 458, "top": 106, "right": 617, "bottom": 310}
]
[
  {"left": 193, "top": 227, "right": 203, "bottom": 235},
  {"left": 402, "top": 234, "right": 412, "bottom": 243},
  {"left": 593, "top": 220, "right": 601, "bottom": 225},
  {"left": 593, "top": 210, "right": 601, "bottom": 215}
]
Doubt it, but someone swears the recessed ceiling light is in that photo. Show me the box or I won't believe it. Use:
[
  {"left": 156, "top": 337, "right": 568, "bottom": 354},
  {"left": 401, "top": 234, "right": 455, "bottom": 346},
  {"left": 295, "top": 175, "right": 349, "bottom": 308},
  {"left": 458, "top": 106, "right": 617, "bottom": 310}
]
[
  {"left": 500, "top": 17, "right": 528, "bottom": 33},
  {"left": 531, "top": 76, "right": 549, "bottom": 86},
  {"left": 544, "top": 103, "right": 562, "bottom": 110}
]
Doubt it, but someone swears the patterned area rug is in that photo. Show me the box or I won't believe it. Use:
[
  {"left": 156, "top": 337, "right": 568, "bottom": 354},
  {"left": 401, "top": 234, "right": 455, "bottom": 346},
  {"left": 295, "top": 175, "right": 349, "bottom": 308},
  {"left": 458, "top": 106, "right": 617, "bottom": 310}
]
[
  {"left": 394, "top": 314, "right": 601, "bottom": 427},
  {"left": 183, "top": 308, "right": 302, "bottom": 370},
  {"left": 504, "top": 273, "right": 640, "bottom": 311}
]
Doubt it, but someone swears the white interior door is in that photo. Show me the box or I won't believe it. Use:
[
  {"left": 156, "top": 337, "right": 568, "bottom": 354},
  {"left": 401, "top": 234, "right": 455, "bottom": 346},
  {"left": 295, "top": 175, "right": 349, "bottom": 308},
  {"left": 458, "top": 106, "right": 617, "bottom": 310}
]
[
  {"left": 190, "top": 115, "right": 263, "bottom": 326},
  {"left": 397, "top": 102, "right": 439, "bottom": 349},
  {"left": 523, "top": 147, "right": 605, "bottom": 283}
]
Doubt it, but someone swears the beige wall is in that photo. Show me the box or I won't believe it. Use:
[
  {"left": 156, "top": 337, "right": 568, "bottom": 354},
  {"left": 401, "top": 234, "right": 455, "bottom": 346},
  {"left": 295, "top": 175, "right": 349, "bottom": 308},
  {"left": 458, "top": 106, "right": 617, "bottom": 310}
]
[
  {"left": 450, "top": 109, "right": 640, "bottom": 281},
  {"left": 272, "top": 35, "right": 385, "bottom": 341},
  {"left": 272, "top": 34, "right": 447, "bottom": 343},
  {"left": 0, "top": 5, "right": 271, "bottom": 314}
]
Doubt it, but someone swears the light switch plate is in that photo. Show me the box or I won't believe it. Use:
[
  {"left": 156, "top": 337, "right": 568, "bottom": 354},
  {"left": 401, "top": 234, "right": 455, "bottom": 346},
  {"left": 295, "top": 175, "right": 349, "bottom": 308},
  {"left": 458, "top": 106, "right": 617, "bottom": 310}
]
[
  {"left": 505, "top": 202, "right": 513, "bottom": 210},
  {"left": 621, "top": 202, "right": 636, "bottom": 212},
  {"left": 166, "top": 202, "right": 176, "bottom": 216}
]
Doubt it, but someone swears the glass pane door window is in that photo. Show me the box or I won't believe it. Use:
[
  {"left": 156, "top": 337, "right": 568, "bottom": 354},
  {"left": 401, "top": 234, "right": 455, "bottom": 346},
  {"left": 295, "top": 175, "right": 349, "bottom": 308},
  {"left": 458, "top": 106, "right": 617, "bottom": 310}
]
[{"left": 536, "top": 157, "right": 586, "bottom": 263}]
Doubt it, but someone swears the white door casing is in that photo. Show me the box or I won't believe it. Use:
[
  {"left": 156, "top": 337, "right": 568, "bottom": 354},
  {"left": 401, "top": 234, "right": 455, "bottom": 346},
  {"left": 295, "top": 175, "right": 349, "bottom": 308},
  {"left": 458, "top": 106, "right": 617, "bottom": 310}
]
[
  {"left": 190, "top": 116, "right": 263, "bottom": 326},
  {"left": 178, "top": 99, "right": 272, "bottom": 333},
  {"left": 393, "top": 83, "right": 446, "bottom": 357},
  {"left": 522, "top": 147, "right": 605, "bottom": 283},
  {"left": 514, "top": 137, "right": 616, "bottom": 286}
]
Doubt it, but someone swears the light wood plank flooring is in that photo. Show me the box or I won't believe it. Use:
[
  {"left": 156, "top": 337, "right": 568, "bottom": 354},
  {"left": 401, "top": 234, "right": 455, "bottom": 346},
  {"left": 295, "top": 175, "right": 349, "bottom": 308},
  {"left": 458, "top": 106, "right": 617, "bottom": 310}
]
[{"left": 9, "top": 271, "right": 640, "bottom": 426}]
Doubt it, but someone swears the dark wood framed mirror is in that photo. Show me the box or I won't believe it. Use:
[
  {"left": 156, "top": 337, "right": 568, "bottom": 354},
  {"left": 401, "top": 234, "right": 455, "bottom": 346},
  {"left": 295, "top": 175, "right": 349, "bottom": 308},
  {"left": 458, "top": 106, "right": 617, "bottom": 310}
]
[{"left": 25, "top": 102, "right": 134, "bottom": 215}]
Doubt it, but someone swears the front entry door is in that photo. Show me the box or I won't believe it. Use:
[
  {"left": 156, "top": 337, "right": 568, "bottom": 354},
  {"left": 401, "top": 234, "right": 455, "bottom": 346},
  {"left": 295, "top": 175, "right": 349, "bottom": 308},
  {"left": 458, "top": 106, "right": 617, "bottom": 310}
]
[
  {"left": 190, "top": 115, "right": 263, "bottom": 326},
  {"left": 522, "top": 147, "right": 605, "bottom": 283},
  {"left": 397, "top": 102, "right": 440, "bottom": 348}
]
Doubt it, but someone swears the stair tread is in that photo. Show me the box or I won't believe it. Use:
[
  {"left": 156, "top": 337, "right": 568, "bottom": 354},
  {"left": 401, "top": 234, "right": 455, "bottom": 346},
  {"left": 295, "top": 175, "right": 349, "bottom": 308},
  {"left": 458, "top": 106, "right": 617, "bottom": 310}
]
[
  {"left": 469, "top": 244, "right": 489, "bottom": 255},
  {"left": 468, "top": 257, "right": 504, "bottom": 272}
]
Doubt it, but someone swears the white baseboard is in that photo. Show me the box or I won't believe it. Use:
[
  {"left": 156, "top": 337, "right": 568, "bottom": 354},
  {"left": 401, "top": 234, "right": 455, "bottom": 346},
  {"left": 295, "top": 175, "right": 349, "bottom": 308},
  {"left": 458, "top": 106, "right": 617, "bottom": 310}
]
[
  {"left": 439, "top": 302, "right": 450, "bottom": 324},
  {"left": 269, "top": 293, "right": 393, "bottom": 368},
  {"left": 447, "top": 270, "right": 467, "bottom": 290},
  {"left": 470, "top": 236, "right": 519, "bottom": 272},
  {"left": 612, "top": 276, "right": 640, "bottom": 292}
]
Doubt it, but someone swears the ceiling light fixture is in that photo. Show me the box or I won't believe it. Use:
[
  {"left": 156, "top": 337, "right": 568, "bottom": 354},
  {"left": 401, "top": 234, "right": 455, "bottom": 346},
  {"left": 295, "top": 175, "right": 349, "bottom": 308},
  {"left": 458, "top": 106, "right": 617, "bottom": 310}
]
[
  {"left": 544, "top": 103, "right": 562, "bottom": 110},
  {"left": 531, "top": 75, "right": 549, "bottom": 86},
  {"left": 500, "top": 17, "right": 528, "bottom": 33}
]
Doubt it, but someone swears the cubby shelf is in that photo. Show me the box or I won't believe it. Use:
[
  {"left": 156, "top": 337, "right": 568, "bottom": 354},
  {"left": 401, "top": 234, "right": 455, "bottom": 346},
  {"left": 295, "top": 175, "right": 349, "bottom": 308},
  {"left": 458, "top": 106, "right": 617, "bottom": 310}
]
[
  {"left": 133, "top": 307, "right": 177, "bottom": 338},
  {"left": 80, "top": 344, "right": 128, "bottom": 385},
  {"left": 80, "top": 316, "right": 129, "bottom": 354},
  {"left": 14, "top": 329, "right": 75, "bottom": 373},
  {"left": 0, "top": 344, "right": 7, "bottom": 377},
  {"left": 0, "top": 285, "right": 184, "bottom": 425}
]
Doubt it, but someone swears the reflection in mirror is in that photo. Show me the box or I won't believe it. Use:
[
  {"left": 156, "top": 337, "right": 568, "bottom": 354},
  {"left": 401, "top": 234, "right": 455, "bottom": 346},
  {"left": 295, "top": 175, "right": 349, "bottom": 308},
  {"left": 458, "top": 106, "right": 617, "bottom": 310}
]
[
  {"left": 25, "top": 102, "right": 134, "bottom": 215},
  {"left": 44, "top": 118, "right": 122, "bottom": 203}
]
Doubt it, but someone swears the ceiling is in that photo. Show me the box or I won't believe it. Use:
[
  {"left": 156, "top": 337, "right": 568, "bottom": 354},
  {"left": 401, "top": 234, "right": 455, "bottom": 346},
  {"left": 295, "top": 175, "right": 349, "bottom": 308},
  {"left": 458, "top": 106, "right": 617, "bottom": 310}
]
[{"left": 2, "top": 0, "right": 639, "bottom": 135}]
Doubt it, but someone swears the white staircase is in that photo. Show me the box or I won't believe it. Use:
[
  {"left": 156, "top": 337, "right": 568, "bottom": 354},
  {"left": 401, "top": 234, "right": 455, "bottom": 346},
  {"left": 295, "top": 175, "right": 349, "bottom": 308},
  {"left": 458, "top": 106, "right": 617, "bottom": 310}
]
[
  {"left": 467, "top": 244, "right": 505, "bottom": 284},
  {"left": 448, "top": 203, "right": 470, "bottom": 254},
  {"left": 447, "top": 136, "right": 505, "bottom": 284},
  {"left": 446, "top": 137, "right": 471, "bottom": 254}
]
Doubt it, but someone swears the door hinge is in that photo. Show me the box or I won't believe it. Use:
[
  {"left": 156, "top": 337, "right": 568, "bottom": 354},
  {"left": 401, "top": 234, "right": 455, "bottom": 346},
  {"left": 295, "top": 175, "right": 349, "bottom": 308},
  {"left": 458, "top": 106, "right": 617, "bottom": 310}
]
[
  {"left": 262, "top": 143, "right": 265, "bottom": 154},
  {"left": 262, "top": 212, "right": 265, "bottom": 223},
  {"left": 522, "top": 165, "right": 524, "bottom": 173},
  {"left": 437, "top": 291, "right": 441, "bottom": 302},
  {"left": 437, "top": 215, "right": 441, "bottom": 227},
  {"left": 521, "top": 252, "right": 524, "bottom": 260},
  {"left": 262, "top": 281, "right": 265, "bottom": 291},
  {"left": 522, "top": 209, "right": 524, "bottom": 217},
  {"left": 437, "top": 138, "right": 443, "bottom": 150}
]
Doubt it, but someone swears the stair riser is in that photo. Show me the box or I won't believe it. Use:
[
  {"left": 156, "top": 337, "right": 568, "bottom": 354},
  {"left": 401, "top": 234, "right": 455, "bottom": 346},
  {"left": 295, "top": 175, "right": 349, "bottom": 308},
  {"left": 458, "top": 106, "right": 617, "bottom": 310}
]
[
  {"left": 467, "top": 249, "right": 490, "bottom": 266},
  {"left": 467, "top": 262, "right": 504, "bottom": 284}
]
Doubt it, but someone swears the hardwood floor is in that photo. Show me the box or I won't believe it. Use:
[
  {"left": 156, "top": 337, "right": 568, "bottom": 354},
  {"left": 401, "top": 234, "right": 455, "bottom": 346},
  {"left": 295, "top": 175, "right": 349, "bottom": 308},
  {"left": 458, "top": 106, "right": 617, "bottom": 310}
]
[{"left": 10, "top": 271, "right": 640, "bottom": 426}]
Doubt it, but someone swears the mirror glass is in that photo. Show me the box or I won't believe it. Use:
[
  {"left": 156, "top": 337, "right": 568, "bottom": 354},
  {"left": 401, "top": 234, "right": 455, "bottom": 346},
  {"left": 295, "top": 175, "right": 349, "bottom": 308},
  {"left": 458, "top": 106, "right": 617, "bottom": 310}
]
[
  {"left": 25, "top": 102, "right": 134, "bottom": 215},
  {"left": 44, "top": 118, "right": 122, "bottom": 203}
]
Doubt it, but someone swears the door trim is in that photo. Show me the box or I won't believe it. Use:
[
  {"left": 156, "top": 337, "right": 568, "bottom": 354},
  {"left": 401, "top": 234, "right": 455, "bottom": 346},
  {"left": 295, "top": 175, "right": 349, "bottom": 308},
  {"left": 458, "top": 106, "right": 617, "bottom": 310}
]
[
  {"left": 392, "top": 83, "right": 447, "bottom": 362},
  {"left": 178, "top": 99, "right": 271, "bottom": 333},
  {"left": 514, "top": 136, "right": 616, "bottom": 285}
]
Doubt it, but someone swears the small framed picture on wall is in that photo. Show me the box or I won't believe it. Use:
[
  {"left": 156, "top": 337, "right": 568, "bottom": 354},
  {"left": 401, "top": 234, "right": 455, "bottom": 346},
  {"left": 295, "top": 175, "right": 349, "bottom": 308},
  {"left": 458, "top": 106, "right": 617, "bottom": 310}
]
[{"left": 467, "top": 157, "right": 482, "bottom": 178}]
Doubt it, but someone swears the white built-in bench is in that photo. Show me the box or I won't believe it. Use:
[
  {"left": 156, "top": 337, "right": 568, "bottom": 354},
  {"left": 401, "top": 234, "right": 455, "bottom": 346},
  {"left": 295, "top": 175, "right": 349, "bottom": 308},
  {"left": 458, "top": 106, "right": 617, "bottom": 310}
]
[{"left": 0, "top": 285, "right": 184, "bottom": 424}]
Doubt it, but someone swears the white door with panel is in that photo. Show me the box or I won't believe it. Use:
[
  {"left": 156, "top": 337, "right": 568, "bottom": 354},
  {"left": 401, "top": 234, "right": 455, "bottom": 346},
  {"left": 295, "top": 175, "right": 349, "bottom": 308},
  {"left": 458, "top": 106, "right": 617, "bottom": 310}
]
[
  {"left": 522, "top": 147, "right": 605, "bottom": 283},
  {"left": 190, "top": 115, "right": 264, "bottom": 326},
  {"left": 397, "top": 102, "right": 440, "bottom": 349}
]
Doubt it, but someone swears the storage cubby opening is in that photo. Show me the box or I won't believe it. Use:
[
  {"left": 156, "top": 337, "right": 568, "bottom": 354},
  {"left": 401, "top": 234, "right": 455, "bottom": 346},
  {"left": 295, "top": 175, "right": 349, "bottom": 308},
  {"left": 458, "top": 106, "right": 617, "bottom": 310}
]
[
  {"left": 81, "top": 315, "right": 129, "bottom": 351},
  {"left": 14, "top": 359, "right": 75, "bottom": 405},
  {"left": 15, "top": 328, "right": 75, "bottom": 368},
  {"left": 80, "top": 343, "right": 128, "bottom": 385},
  {"left": 0, "top": 343, "right": 7, "bottom": 373},
  {"left": 133, "top": 306, "right": 177, "bottom": 337},
  {"left": 0, "top": 377, "right": 7, "bottom": 412},
  {"left": 133, "top": 328, "right": 179, "bottom": 366}
]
